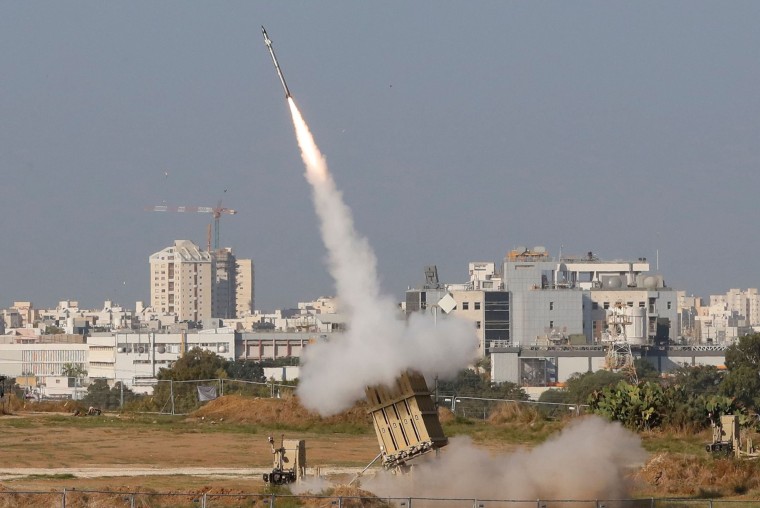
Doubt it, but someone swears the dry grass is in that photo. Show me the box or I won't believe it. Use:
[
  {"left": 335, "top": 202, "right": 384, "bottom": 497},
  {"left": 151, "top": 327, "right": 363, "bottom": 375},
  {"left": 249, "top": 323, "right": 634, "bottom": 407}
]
[
  {"left": 635, "top": 452, "right": 760, "bottom": 498},
  {"left": 301, "top": 485, "right": 391, "bottom": 507},
  {"left": 192, "top": 394, "right": 371, "bottom": 428},
  {"left": 487, "top": 402, "right": 542, "bottom": 425},
  {"left": 437, "top": 406, "right": 455, "bottom": 424},
  {"left": 3, "top": 394, "right": 86, "bottom": 414}
]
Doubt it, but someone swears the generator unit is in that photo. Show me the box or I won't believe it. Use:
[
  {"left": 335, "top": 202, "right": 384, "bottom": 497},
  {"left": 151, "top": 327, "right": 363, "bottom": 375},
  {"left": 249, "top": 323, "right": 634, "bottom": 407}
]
[{"left": 262, "top": 435, "right": 306, "bottom": 485}]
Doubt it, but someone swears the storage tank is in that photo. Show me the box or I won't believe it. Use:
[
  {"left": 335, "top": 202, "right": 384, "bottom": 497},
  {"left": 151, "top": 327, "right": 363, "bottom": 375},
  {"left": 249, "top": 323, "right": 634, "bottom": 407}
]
[{"left": 625, "top": 307, "right": 647, "bottom": 345}]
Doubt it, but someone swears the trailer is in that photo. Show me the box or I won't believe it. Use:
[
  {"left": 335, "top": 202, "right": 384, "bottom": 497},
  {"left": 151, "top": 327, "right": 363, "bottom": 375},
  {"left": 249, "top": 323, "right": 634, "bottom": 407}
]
[{"left": 365, "top": 370, "right": 447, "bottom": 470}]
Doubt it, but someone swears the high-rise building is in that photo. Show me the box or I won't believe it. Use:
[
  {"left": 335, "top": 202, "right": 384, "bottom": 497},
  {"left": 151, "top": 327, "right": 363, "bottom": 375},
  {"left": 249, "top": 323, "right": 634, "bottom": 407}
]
[
  {"left": 235, "top": 259, "right": 255, "bottom": 318},
  {"left": 213, "top": 248, "right": 237, "bottom": 319},
  {"left": 149, "top": 240, "right": 212, "bottom": 323}
]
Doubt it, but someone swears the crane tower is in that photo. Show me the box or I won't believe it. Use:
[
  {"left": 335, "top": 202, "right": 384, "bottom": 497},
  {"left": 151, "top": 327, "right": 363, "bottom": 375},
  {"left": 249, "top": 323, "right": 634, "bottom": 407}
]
[{"left": 146, "top": 200, "right": 237, "bottom": 250}]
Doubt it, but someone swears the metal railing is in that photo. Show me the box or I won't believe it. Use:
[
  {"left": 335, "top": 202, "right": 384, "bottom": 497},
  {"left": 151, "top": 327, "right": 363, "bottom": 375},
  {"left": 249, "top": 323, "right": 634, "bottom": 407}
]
[
  {"left": 0, "top": 491, "right": 754, "bottom": 508},
  {"left": 436, "top": 394, "right": 587, "bottom": 419}
]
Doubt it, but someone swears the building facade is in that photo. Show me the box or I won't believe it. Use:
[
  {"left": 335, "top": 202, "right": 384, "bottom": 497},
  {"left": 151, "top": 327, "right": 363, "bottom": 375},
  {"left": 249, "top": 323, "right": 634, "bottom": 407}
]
[
  {"left": 502, "top": 247, "right": 678, "bottom": 345},
  {"left": 235, "top": 258, "right": 255, "bottom": 318},
  {"left": 149, "top": 240, "right": 213, "bottom": 322}
]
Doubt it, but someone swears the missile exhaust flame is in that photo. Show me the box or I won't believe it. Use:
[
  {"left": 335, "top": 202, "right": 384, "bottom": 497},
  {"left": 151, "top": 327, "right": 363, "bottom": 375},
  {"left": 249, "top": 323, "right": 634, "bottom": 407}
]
[
  {"left": 264, "top": 27, "right": 646, "bottom": 505},
  {"left": 264, "top": 29, "right": 477, "bottom": 416}
]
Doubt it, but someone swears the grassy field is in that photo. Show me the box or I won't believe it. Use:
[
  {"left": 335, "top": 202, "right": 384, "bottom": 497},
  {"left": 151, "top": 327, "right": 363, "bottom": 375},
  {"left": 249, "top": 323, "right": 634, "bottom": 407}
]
[{"left": 1, "top": 396, "right": 759, "bottom": 505}]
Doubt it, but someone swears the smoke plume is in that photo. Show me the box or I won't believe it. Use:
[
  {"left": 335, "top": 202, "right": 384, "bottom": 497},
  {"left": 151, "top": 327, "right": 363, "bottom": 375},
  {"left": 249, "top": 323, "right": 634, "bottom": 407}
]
[
  {"left": 287, "top": 98, "right": 478, "bottom": 415},
  {"left": 364, "top": 416, "right": 647, "bottom": 501}
]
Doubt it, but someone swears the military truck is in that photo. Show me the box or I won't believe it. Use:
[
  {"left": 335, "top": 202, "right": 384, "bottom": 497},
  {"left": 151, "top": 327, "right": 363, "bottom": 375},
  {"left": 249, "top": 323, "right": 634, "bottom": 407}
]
[{"left": 365, "top": 370, "right": 447, "bottom": 470}]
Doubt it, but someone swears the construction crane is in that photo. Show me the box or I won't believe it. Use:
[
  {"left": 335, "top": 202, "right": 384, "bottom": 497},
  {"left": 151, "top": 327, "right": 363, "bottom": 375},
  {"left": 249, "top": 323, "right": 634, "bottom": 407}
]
[{"left": 146, "top": 200, "right": 237, "bottom": 251}]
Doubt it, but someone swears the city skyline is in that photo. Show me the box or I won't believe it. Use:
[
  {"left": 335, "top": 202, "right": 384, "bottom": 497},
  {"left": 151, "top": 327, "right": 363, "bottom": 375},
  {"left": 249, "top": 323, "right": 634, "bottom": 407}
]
[{"left": 2, "top": 3, "right": 760, "bottom": 310}]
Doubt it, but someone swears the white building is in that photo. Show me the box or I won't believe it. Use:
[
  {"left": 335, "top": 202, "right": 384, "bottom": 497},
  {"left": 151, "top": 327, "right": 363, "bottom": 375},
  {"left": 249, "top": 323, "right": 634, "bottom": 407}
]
[
  {"left": 502, "top": 247, "right": 679, "bottom": 346},
  {"left": 235, "top": 258, "right": 255, "bottom": 318},
  {"left": 88, "top": 330, "right": 237, "bottom": 392},
  {"left": 149, "top": 240, "right": 213, "bottom": 323},
  {"left": 405, "top": 263, "right": 509, "bottom": 356}
]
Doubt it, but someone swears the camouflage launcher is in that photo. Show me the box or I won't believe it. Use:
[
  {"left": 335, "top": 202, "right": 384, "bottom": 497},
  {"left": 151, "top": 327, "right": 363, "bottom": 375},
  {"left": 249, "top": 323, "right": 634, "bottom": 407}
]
[{"left": 365, "top": 371, "right": 447, "bottom": 469}]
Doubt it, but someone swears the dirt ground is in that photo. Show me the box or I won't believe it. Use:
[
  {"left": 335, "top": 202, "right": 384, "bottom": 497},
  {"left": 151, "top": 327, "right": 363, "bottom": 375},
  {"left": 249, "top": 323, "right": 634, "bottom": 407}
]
[
  {"left": 0, "top": 396, "right": 382, "bottom": 495},
  {"left": 3, "top": 396, "right": 752, "bottom": 503}
]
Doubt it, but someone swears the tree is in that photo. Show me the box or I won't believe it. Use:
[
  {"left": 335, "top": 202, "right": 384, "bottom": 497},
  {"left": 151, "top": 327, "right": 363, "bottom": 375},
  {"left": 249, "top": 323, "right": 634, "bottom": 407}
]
[
  {"left": 720, "top": 333, "right": 760, "bottom": 411},
  {"left": 667, "top": 365, "right": 723, "bottom": 397},
  {"left": 588, "top": 380, "right": 667, "bottom": 431},
  {"left": 150, "top": 347, "right": 228, "bottom": 414},
  {"left": 436, "top": 368, "right": 526, "bottom": 418},
  {"left": 156, "top": 347, "right": 226, "bottom": 382},
  {"left": 564, "top": 370, "right": 625, "bottom": 405},
  {"left": 634, "top": 358, "right": 661, "bottom": 382},
  {"left": 61, "top": 363, "right": 87, "bottom": 379},
  {"left": 82, "top": 379, "right": 141, "bottom": 410},
  {"left": 225, "top": 360, "right": 265, "bottom": 383}
]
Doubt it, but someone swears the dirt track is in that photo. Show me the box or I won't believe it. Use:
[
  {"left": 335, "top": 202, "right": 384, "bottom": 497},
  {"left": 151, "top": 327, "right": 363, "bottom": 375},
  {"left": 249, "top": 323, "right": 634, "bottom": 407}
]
[
  {"left": 0, "top": 403, "right": 382, "bottom": 494},
  {"left": 0, "top": 466, "right": 366, "bottom": 480}
]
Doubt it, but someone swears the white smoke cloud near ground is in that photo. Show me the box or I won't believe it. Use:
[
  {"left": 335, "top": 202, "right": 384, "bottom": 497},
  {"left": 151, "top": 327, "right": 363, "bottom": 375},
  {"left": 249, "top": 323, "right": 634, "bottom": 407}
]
[
  {"left": 364, "top": 416, "right": 647, "bottom": 501},
  {"left": 287, "top": 98, "right": 478, "bottom": 415}
]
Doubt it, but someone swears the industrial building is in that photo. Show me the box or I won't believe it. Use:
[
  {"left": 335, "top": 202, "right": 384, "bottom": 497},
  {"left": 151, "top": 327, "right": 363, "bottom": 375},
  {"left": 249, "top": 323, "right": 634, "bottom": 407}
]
[
  {"left": 405, "top": 264, "right": 510, "bottom": 356},
  {"left": 502, "top": 247, "right": 678, "bottom": 345},
  {"left": 490, "top": 342, "right": 727, "bottom": 386}
]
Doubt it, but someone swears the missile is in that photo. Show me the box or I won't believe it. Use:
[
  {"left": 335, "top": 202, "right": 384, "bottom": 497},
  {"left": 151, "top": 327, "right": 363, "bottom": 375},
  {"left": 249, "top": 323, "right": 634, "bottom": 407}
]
[{"left": 261, "top": 26, "right": 292, "bottom": 98}]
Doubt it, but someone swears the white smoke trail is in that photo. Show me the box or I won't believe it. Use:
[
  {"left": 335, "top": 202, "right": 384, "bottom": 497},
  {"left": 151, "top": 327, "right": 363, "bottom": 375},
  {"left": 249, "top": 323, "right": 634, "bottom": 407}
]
[
  {"left": 287, "top": 98, "right": 478, "bottom": 415},
  {"left": 364, "top": 416, "right": 647, "bottom": 501}
]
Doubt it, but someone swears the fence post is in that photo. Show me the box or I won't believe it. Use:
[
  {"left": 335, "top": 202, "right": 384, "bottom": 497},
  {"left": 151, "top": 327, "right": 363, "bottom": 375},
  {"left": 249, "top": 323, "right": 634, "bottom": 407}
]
[
  {"left": 130, "top": 494, "right": 135, "bottom": 508},
  {"left": 338, "top": 497, "right": 343, "bottom": 508},
  {"left": 270, "top": 493, "right": 275, "bottom": 508},
  {"left": 202, "top": 492, "right": 207, "bottom": 508},
  {"left": 170, "top": 380, "right": 175, "bottom": 415},
  {"left": 220, "top": 378, "right": 224, "bottom": 397},
  {"left": 62, "top": 488, "right": 66, "bottom": 508}
]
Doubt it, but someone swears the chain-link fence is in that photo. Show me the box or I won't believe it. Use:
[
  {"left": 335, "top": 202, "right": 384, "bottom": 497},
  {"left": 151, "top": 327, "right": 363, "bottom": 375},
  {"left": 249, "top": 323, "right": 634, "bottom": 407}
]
[
  {"left": 143, "top": 378, "right": 296, "bottom": 415},
  {"left": 0, "top": 491, "right": 753, "bottom": 508},
  {"left": 435, "top": 394, "right": 587, "bottom": 421}
]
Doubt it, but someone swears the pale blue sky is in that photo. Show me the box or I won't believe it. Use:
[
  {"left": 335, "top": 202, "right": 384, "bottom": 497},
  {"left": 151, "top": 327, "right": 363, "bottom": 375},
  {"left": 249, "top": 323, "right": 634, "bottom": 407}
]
[{"left": 1, "top": 2, "right": 758, "bottom": 310}]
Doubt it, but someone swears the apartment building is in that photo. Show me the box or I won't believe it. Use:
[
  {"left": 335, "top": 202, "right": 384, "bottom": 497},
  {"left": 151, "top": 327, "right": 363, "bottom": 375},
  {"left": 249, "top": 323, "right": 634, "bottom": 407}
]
[
  {"left": 149, "top": 240, "right": 213, "bottom": 322},
  {"left": 235, "top": 258, "right": 255, "bottom": 318}
]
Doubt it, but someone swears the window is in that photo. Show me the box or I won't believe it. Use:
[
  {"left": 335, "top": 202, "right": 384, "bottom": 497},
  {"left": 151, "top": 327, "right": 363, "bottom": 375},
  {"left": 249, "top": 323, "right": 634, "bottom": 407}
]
[
  {"left": 592, "top": 302, "right": 599, "bottom": 310},
  {"left": 667, "top": 302, "right": 672, "bottom": 310},
  {"left": 476, "top": 321, "right": 481, "bottom": 329},
  {"left": 603, "top": 302, "right": 610, "bottom": 310},
  {"left": 474, "top": 302, "right": 481, "bottom": 310},
  {"left": 462, "top": 302, "right": 469, "bottom": 310},
  {"left": 549, "top": 302, "right": 554, "bottom": 310},
  {"left": 549, "top": 321, "right": 554, "bottom": 328},
  {"left": 639, "top": 302, "right": 645, "bottom": 308}
]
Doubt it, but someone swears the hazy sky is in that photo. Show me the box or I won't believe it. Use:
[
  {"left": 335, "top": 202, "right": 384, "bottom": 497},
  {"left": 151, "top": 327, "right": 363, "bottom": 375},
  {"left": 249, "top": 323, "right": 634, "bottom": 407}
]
[{"left": 1, "top": 2, "right": 759, "bottom": 311}]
